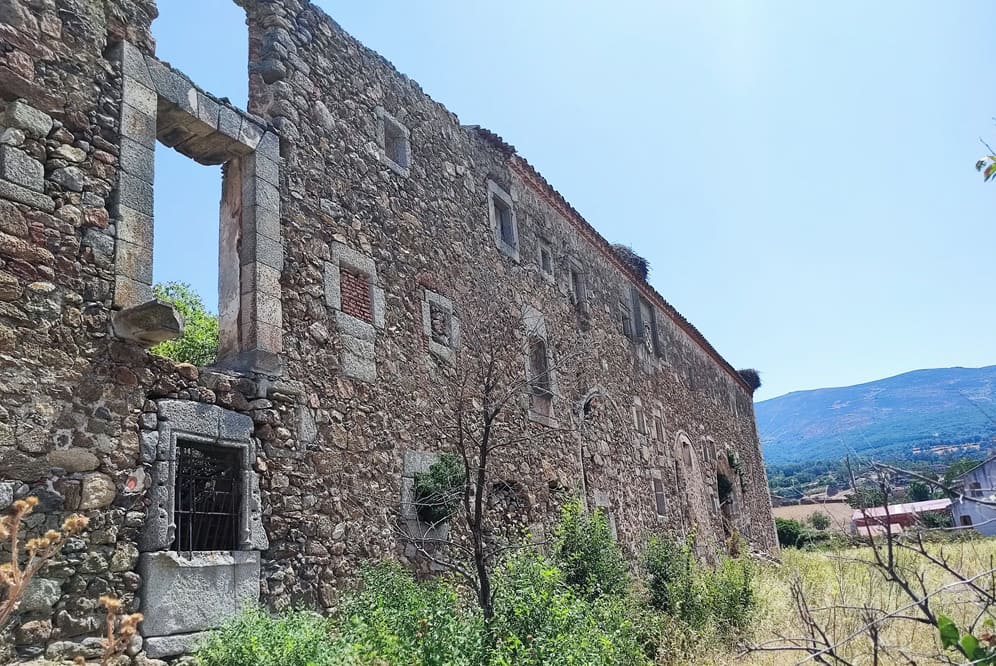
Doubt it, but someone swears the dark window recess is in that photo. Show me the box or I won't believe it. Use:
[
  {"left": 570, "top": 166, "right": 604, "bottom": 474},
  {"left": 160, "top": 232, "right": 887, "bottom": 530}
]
[
  {"left": 384, "top": 120, "right": 408, "bottom": 167},
  {"left": 529, "top": 336, "right": 553, "bottom": 417},
  {"left": 620, "top": 301, "right": 633, "bottom": 337},
  {"left": 961, "top": 515, "right": 974, "bottom": 526},
  {"left": 495, "top": 197, "right": 515, "bottom": 247},
  {"left": 529, "top": 337, "right": 551, "bottom": 397},
  {"left": 653, "top": 477, "right": 667, "bottom": 516},
  {"left": 569, "top": 269, "right": 583, "bottom": 305},
  {"left": 174, "top": 442, "right": 241, "bottom": 552},
  {"left": 540, "top": 246, "right": 552, "bottom": 275},
  {"left": 971, "top": 482, "right": 984, "bottom": 498},
  {"left": 654, "top": 416, "right": 664, "bottom": 441}
]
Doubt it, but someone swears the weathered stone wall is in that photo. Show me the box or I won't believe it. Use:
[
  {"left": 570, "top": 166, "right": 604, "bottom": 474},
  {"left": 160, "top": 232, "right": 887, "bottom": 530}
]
[{"left": 0, "top": 0, "right": 776, "bottom": 662}]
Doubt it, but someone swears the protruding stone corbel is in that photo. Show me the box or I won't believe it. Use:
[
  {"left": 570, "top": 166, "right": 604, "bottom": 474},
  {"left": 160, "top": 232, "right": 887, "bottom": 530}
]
[{"left": 111, "top": 299, "right": 184, "bottom": 347}]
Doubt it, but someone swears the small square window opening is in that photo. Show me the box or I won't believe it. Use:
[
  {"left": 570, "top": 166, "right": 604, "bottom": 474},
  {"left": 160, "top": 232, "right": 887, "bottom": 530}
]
[
  {"left": 340, "top": 268, "right": 373, "bottom": 324},
  {"left": 174, "top": 442, "right": 241, "bottom": 552}
]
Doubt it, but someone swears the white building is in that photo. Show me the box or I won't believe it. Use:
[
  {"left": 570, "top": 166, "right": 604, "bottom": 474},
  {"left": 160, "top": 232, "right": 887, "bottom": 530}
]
[{"left": 950, "top": 456, "right": 996, "bottom": 535}]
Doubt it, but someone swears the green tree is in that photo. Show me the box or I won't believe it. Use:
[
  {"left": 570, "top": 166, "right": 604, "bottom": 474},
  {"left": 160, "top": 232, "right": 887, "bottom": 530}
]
[
  {"left": 906, "top": 480, "right": 933, "bottom": 503},
  {"left": 150, "top": 281, "right": 219, "bottom": 366},
  {"left": 943, "top": 457, "right": 983, "bottom": 487},
  {"left": 775, "top": 517, "right": 809, "bottom": 548},
  {"left": 847, "top": 486, "right": 886, "bottom": 510},
  {"left": 807, "top": 511, "right": 831, "bottom": 531}
]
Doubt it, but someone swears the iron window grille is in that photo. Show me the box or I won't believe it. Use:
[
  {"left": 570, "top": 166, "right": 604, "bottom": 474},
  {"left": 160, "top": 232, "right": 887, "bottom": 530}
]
[{"left": 174, "top": 441, "right": 242, "bottom": 552}]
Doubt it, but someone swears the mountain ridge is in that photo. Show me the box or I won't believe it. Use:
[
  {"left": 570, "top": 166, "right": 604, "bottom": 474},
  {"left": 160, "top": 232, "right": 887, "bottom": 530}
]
[{"left": 756, "top": 365, "right": 996, "bottom": 465}]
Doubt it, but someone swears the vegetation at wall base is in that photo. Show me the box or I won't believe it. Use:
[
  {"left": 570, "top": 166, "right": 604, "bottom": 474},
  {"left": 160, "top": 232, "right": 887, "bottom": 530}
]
[{"left": 196, "top": 503, "right": 758, "bottom": 666}]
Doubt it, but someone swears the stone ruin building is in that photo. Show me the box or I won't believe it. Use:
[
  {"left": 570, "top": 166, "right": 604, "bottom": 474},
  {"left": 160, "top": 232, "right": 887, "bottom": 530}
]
[{"left": 0, "top": 0, "right": 777, "bottom": 662}]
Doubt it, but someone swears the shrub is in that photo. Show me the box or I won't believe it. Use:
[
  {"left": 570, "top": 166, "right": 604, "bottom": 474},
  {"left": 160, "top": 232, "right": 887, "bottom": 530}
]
[
  {"left": 551, "top": 499, "right": 628, "bottom": 600},
  {"left": 707, "top": 555, "right": 756, "bottom": 637},
  {"left": 335, "top": 562, "right": 483, "bottom": 665},
  {"left": 490, "top": 550, "right": 651, "bottom": 665},
  {"left": 195, "top": 607, "right": 335, "bottom": 666},
  {"left": 642, "top": 535, "right": 756, "bottom": 639},
  {"left": 808, "top": 510, "right": 831, "bottom": 530},
  {"left": 412, "top": 454, "right": 466, "bottom": 523},
  {"left": 151, "top": 281, "right": 219, "bottom": 366},
  {"left": 775, "top": 517, "right": 805, "bottom": 547},
  {"left": 643, "top": 535, "right": 710, "bottom": 627}
]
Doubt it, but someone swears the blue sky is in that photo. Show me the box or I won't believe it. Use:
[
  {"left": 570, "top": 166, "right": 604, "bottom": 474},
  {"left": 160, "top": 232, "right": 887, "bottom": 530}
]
[{"left": 152, "top": 1, "right": 996, "bottom": 401}]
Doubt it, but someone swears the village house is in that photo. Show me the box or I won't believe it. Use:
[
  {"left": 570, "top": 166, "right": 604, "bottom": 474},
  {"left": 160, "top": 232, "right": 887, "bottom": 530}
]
[
  {"left": 0, "top": 0, "right": 777, "bottom": 661},
  {"left": 950, "top": 455, "right": 996, "bottom": 534}
]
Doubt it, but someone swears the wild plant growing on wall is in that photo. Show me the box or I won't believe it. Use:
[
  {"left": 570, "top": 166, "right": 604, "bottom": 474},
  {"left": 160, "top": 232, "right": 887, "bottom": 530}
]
[{"left": 0, "top": 496, "right": 89, "bottom": 629}]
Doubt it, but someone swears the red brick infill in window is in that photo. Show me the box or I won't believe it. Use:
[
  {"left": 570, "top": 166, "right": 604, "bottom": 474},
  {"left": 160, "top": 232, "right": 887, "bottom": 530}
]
[{"left": 340, "top": 269, "right": 372, "bottom": 323}]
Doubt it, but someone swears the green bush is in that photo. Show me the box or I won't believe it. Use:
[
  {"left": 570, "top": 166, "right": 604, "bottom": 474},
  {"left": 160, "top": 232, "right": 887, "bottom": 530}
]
[
  {"left": 335, "top": 562, "right": 483, "bottom": 665},
  {"left": 195, "top": 607, "right": 335, "bottom": 666},
  {"left": 643, "top": 535, "right": 710, "bottom": 627},
  {"left": 642, "top": 535, "right": 756, "bottom": 639},
  {"left": 490, "top": 550, "right": 651, "bottom": 665},
  {"left": 413, "top": 453, "right": 466, "bottom": 523},
  {"left": 551, "top": 499, "right": 629, "bottom": 600},
  {"left": 151, "top": 281, "right": 219, "bottom": 366},
  {"left": 807, "top": 510, "right": 831, "bottom": 531}
]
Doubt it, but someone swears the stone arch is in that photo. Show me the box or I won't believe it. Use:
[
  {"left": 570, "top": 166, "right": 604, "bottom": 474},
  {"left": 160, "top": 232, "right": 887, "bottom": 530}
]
[
  {"left": 673, "top": 430, "right": 711, "bottom": 538},
  {"left": 577, "top": 385, "right": 609, "bottom": 422}
]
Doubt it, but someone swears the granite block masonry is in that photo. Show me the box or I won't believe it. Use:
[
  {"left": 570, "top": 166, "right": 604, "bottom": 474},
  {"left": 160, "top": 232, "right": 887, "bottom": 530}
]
[{"left": 0, "top": 0, "right": 777, "bottom": 662}]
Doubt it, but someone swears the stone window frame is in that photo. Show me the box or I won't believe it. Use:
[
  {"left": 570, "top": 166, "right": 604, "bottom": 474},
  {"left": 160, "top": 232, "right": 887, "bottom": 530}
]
[
  {"left": 139, "top": 399, "right": 267, "bottom": 554},
  {"left": 537, "top": 238, "right": 555, "bottom": 283},
  {"left": 567, "top": 261, "right": 587, "bottom": 311},
  {"left": 523, "top": 304, "right": 558, "bottom": 427},
  {"left": 422, "top": 288, "right": 460, "bottom": 364},
  {"left": 324, "top": 241, "right": 386, "bottom": 382},
  {"left": 112, "top": 42, "right": 282, "bottom": 374},
  {"left": 650, "top": 402, "right": 665, "bottom": 442},
  {"left": 400, "top": 450, "right": 451, "bottom": 550},
  {"left": 374, "top": 106, "right": 411, "bottom": 177},
  {"left": 137, "top": 400, "right": 267, "bottom": 655},
  {"left": 487, "top": 179, "right": 519, "bottom": 261},
  {"left": 632, "top": 397, "right": 648, "bottom": 436},
  {"left": 592, "top": 490, "right": 618, "bottom": 541}
]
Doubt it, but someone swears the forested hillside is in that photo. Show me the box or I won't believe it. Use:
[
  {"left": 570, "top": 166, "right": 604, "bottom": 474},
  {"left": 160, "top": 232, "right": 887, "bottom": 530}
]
[{"left": 757, "top": 365, "right": 996, "bottom": 464}]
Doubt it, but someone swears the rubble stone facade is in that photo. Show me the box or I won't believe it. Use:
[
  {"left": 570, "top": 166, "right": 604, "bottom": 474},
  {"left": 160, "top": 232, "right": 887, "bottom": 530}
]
[{"left": 0, "top": 0, "right": 776, "bottom": 662}]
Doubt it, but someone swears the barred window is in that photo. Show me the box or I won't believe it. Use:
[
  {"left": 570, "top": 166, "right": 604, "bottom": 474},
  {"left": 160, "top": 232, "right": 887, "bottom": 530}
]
[{"left": 174, "top": 442, "right": 242, "bottom": 552}]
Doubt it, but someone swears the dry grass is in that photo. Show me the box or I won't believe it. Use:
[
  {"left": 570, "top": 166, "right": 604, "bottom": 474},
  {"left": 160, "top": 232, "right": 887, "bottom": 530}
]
[
  {"left": 772, "top": 502, "right": 855, "bottom": 533},
  {"left": 697, "top": 538, "right": 996, "bottom": 665}
]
